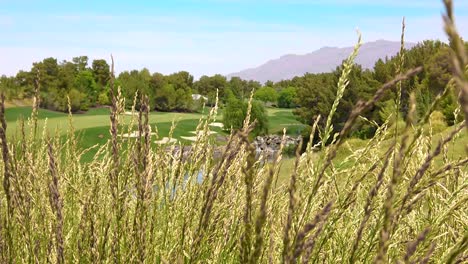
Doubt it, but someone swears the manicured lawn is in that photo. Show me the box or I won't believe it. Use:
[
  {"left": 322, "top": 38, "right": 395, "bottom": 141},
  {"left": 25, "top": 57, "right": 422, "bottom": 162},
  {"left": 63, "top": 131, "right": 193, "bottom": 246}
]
[
  {"left": 5, "top": 106, "right": 304, "bottom": 161},
  {"left": 4, "top": 106, "right": 67, "bottom": 122},
  {"left": 6, "top": 106, "right": 304, "bottom": 138},
  {"left": 6, "top": 107, "right": 210, "bottom": 136},
  {"left": 266, "top": 108, "right": 306, "bottom": 135}
]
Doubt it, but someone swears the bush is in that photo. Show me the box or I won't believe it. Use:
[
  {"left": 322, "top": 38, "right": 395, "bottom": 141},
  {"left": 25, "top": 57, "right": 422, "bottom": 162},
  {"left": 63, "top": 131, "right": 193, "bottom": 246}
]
[
  {"left": 282, "top": 143, "right": 298, "bottom": 156},
  {"left": 427, "top": 110, "right": 447, "bottom": 134},
  {"left": 98, "top": 92, "right": 110, "bottom": 105}
]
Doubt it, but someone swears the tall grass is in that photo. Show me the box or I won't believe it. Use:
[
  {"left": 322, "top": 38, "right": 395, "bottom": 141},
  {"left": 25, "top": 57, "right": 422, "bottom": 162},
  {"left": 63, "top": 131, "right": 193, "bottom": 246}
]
[{"left": 0, "top": 1, "right": 467, "bottom": 263}]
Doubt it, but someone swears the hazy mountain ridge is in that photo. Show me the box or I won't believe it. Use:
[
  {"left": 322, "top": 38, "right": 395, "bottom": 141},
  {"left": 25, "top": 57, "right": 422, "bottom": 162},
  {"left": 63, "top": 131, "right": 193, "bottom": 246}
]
[{"left": 227, "top": 40, "right": 416, "bottom": 83}]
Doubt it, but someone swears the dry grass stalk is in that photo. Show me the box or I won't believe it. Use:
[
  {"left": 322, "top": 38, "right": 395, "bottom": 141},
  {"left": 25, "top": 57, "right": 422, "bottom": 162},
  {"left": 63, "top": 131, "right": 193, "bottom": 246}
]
[
  {"left": 375, "top": 93, "right": 417, "bottom": 264},
  {"left": 403, "top": 227, "right": 430, "bottom": 263},
  {"left": 301, "top": 202, "right": 333, "bottom": 262},
  {"left": 396, "top": 123, "right": 465, "bottom": 222},
  {"left": 417, "top": 242, "right": 436, "bottom": 264},
  {"left": 192, "top": 123, "right": 255, "bottom": 261},
  {"left": 132, "top": 94, "right": 151, "bottom": 262},
  {"left": 290, "top": 201, "right": 333, "bottom": 263},
  {"left": 108, "top": 55, "right": 122, "bottom": 262},
  {"left": 47, "top": 138, "right": 64, "bottom": 264},
  {"left": 240, "top": 133, "right": 256, "bottom": 263},
  {"left": 250, "top": 131, "right": 286, "bottom": 264},
  {"left": 281, "top": 139, "right": 302, "bottom": 264},
  {"left": 443, "top": 231, "right": 468, "bottom": 264},
  {"left": 349, "top": 143, "right": 395, "bottom": 263},
  {"left": 393, "top": 17, "right": 406, "bottom": 139},
  {"left": 443, "top": 0, "right": 468, "bottom": 131},
  {"left": 32, "top": 69, "right": 40, "bottom": 138},
  {"left": 0, "top": 93, "right": 14, "bottom": 263}
]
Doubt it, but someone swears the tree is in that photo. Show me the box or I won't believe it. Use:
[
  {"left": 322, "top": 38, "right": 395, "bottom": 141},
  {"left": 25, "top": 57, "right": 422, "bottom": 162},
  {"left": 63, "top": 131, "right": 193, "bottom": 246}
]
[
  {"left": 72, "top": 56, "right": 89, "bottom": 72},
  {"left": 155, "top": 84, "right": 177, "bottom": 111},
  {"left": 32, "top": 57, "right": 60, "bottom": 92},
  {"left": 68, "top": 88, "right": 86, "bottom": 112},
  {"left": 277, "top": 86, "right": 297, "bottom": 108},
  {"left": 373, "top": 58, "right": 392, "bottom": 84},
  {"left": 228, "top": 77, "right": 249, "bottom": 100},
  {"left": 74, "top": 70, "right": 98, "bottom": 106},
  {"left": 165, "top": 71, "right": 193, "bottom": 111},
  {"left": 15, "top": 70, "right": 34, "bottom": 98},
  {"left": 150, "top": 72, "right": 166, "bottom": 92},
  {"left": 293, "top": 73, "right": 336, "bottom": 125},
  {"left": 250, "top": 100, "right": 269, "bottom": 135},
  {"left": 223, "top": 98, "right": 268, "bottom": 136},
  {"left": 118, "top": 69, "right": 152, "bottom": 108},
  {"left": 92, "top": 59, "right": 110, "bottom": 88},
  {"left": 193, "top": 74, "right": 227, "bottom": 105},
  {"left": 293, "top": 65, "right": 379, "bottom": 138},
  {"left": 175, "top": 88, "right": 192, "bottom": 110},
  {"left": 0, "top": 75, "right": 21, "bottom": 99},
  {"left": 254, "top": 86, "right": 278, "bottom": 104}
]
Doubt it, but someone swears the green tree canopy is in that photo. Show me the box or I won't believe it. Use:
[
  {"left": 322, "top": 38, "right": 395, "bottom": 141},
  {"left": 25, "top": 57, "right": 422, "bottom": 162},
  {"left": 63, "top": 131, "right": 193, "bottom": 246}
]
[
  {"left": 223, "top": 98, "right": 268, "bottom": 136},
  {"left": 277, "top": 86, "right": 297, "bottom": 108},
  {"left": 254, "top": 86, "right": 278, "bottom": 103}
]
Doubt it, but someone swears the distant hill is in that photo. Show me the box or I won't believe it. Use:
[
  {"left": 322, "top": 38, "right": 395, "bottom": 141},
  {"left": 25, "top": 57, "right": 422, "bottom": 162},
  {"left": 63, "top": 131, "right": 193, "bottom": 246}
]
[{"left": 227, "top": 40, "right": 416, "bottom": 83}]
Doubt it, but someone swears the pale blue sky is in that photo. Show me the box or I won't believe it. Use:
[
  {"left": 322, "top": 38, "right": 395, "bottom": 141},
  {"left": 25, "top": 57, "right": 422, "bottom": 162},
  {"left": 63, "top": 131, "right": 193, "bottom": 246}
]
[{"left": 1, "top": 0, "right": 467, "bottom": 78}]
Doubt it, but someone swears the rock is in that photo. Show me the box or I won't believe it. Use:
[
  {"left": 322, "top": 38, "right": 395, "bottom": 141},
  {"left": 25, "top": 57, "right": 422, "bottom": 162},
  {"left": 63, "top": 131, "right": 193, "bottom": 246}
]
[{"left": 252, "top": 134, "right": 301, "bottom": 160}]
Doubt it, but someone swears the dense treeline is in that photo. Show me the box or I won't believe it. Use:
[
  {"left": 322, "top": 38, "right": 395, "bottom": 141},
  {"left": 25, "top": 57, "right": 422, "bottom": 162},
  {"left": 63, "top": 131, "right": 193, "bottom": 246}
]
[
  {"left": 0, "top": 58, "right": 262, "bottom": 113},
  {"left": 0, "top": 40, "right": 466, "bottom": 138}
]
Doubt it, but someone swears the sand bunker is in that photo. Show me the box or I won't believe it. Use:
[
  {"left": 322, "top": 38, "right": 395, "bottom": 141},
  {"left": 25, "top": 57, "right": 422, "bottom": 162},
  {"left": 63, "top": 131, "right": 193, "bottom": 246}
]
[
  {"left": 189, "top": 131, "right": 218, "bottom": 136},
  {"left": 119, "top": 131, "right": 157, "bottom": 138},
  {"left": 209, "top": 122, "right": 224, "bottom": 128},
  {"left": 181, "top": 130, "right": 217, "bottom": 142},
  {"left": 180, "top": 136, "right": 198, "bottom": 142},
  {"left": 154, "top": 137, "right": 178, "bottom": 144},
  {"left": 124, "top": 111, "right": 137, "bottom": 116}
]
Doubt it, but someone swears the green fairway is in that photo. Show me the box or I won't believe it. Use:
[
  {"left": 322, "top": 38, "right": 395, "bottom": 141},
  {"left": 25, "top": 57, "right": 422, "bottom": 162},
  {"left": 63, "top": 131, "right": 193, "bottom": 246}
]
[
  {"left": 4, "top": 106, "right": 68, "bottom": 122},
  {"left": 5, "top": 106, "right": 304, "bottom": 160},
  {"left": 6, "top": 106, "right": 304, "bottom": 137},
  {"left": 266, "top": 107, "right": 306, "bottom": 135},
  {"left": 6, "top": 107, "right": 210, "bottom": 136}
]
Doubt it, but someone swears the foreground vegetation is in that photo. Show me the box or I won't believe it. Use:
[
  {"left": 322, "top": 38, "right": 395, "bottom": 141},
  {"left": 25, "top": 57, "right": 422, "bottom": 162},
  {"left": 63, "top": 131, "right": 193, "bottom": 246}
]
[{"left": 0, "top": 1, "right": 467, "bottom": 263}]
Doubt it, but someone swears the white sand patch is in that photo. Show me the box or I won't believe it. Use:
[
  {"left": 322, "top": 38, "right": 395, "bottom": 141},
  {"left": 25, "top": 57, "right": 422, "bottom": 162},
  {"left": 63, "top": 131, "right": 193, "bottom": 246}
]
[
  {"left": 180, "top": 136, "right": 198, "bottom": 141},
  {"left": 209, "top": 122, "right": 224, "bottom": 128},
  {"left": 124, "top": 111, "right": 137, "bottom": 116},
  {"left": 189, "top": 131, "right": 218, "bottom": 136},
  {"left": 154, "top": 137, "right": 178, "bottom": 144},
  {"left": 119, "top": 131, "right": 157, "bottom": 138}
]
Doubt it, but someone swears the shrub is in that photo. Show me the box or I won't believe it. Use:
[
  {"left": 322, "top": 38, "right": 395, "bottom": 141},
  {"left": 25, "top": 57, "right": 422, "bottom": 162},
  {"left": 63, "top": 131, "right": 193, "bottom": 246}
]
[
  {"left": 426, "top": 110, "right": 448, "bottom": 134},
  {"left": 98, "top": 92, "right": 110, "bottom": 105}
]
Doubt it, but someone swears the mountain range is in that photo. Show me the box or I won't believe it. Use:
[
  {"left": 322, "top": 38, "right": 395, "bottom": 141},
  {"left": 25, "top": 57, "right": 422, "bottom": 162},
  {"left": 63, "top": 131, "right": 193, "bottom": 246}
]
[{"left": 227, "top": 40, "right": 416, "bottom": 83}]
